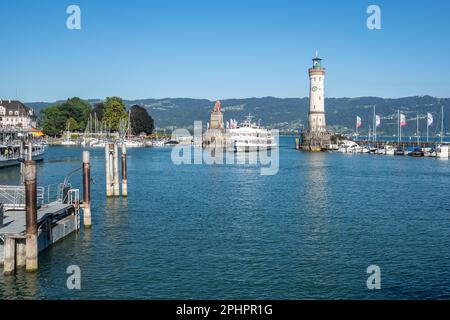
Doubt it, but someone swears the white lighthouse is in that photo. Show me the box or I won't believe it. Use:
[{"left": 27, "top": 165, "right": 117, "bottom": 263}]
[
  {"left": 299, "top": 52, "right": 333, "bottom": 151},
  {"left": 308, "top": 51, "right": 326, "bottom": 132}
]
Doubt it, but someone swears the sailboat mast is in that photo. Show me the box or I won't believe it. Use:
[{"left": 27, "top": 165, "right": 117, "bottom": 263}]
[
  {"left": 441, "top": 105, "right": 444, "bottom": 144},
  {"left": 416, "top": 112, "right": 419, "bottom": 146},
  {"left": 373, "top": 105, "right": 376, "bottom": 143},
  {"left": 125, "top": 110, "right": 131, "bottom": 139}
]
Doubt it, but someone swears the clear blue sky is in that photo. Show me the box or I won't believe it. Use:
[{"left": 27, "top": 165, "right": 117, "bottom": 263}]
[{"left": 1, "top": 0, "right": 449, "bottom": 102}]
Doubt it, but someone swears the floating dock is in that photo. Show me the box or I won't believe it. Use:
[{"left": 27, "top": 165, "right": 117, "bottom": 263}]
[
  {"left": 0, "top": 149, "right": 92, "bottom": 275},
  {"left": 0, "top": 200, "right": 79, "bottom": 265},
  {"left": 0, "top": 184, "right": 80, "bottom": 273}
]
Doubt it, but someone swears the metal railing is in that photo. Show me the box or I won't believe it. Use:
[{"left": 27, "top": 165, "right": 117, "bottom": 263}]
[
  {"left": 0, "top": 184, "right": 62, "bottom": 210},
  {"left": 0, "top": 185, "right": 27, "bottom": 210}
]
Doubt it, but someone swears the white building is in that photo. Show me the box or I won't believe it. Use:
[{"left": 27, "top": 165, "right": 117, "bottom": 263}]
[{"left": 0, "top": 100, "right": 36, "bottom": 129}]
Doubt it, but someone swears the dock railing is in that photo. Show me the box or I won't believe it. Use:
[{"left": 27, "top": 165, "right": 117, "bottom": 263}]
[{"left": 0, "top": 183, "right": 65, "bottom": 211}]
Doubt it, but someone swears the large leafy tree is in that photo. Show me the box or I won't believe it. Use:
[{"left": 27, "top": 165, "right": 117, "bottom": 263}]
[
  {"left": 130, "top": 105, "right": 154, "bottom": 134},
  {"left": 40, "top": 105, "right": 67, "bottom": 136},
  {"left": 91, "top": 102, "right": 105, "bottom": 121},
  {"left": 39, "top": 97, "right": 92, "bottom": 136},
  {"left": 102, "top": 97, "right": 127, "bottom": 131},
  {"left": 58, "top": 97, "right": 91, "bottom": 130},
  {"left": 66, "top": 117, "right": 79, "bottom": 131}
]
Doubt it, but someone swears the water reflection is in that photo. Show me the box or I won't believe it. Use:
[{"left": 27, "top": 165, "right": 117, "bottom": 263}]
[
  {"left": 1, "top": 270, "right": 39, "bottom": 299},
  {"left": 304, "top": 153, "right": 330, "bottom": 217},
  {"left": 0, "top": 166, "right": 20, "bottom": 185}
]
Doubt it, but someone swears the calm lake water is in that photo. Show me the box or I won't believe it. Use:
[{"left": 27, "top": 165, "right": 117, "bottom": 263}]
[{"left": 1, "top": 137, "right": 450, "bottom": 299}]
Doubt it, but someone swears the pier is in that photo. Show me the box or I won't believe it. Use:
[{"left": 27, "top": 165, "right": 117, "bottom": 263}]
[
  {"left": 353, "top": 139, "right": 445, "bottom": 148},
  {"left": 0, "top": 150, "right": 92, "bottom": 275}
]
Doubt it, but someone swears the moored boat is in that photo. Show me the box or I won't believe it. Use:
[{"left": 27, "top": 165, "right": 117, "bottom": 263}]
[
  {"left": 0, "top": 143, "right": 46, "bottom": 168},
  {"left": 228, "top": 114, "right": 276, "bottom": 153}
]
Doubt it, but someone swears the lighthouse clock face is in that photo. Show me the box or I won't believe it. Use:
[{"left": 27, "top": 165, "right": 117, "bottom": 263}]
[{"left": 312, "top": 86, "right": 318, "bottom": 92}]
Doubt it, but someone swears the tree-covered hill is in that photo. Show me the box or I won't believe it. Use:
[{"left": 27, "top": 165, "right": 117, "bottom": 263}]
[{"left": 28, "top": 95, "right": 450, "bottom": 136}]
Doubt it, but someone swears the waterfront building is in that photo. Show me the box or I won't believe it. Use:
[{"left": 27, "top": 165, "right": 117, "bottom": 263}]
[{"left": 0, "top": 100, "right": 36, "bottom": 130}]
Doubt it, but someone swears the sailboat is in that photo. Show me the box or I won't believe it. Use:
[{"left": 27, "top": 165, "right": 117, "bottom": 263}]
[
  {"left": 61, "top": 121, "right": 77, "bottom": 146},
  {"left": 436, "top": 106, "right": 449, "bottom": 159},
  {"left": 121, "top": 109, "right": 145, "bottom": 148}
]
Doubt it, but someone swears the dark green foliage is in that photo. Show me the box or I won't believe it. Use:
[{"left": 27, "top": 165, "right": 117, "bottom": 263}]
[
  {"left": 39, "top": 97, "right": 92, "bottom": 136},
  {"left": 129, "top": 105, "right": 154, "bottom": 134}
]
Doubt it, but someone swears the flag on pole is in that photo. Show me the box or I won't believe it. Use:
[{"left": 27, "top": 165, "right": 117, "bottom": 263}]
[
  {"left": 375, "top": 115, "right": 381, "bottom": 127},
  {"left": 356, "top": 116, "right": 362, "bottom": 128},
  {"left": 427, "top": 113, "right": 433, "bottom": 127},
  {"left": 400, "top": 114, "right": 407, "bottom": 127}
]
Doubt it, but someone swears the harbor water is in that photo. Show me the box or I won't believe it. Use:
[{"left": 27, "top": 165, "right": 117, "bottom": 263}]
[{"left": 1, "top": 137, "right": 450, "bottom": 299}]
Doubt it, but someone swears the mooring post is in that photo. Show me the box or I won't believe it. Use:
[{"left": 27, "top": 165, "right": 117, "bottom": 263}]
[
  {"left": 82, "top": 151, "right": 92, "bottom": 227},
  {"left": 27, "top": 141, "right": 33, "bottom": 161},
  {"left": 25, "top": 160, "right": 38, "bottom": 272},
  {"left": 121, "top": 144, "right": 127, "bottom": 197},
  {"left": 3, "top": 237, "right": 16, "bottom": 275},
  {"left": 109, "top": 143, "right": 115, "bottom": 196},
  {"left": 20, "top": 140, "right": 25, "bottom": 184},
  {"left": 16, "top": 238, "right": 27, "bottom": 268},
  {"left": 105, "top": 144, "right": 113, "bottom": 197},
  {"left": 113, "top": 143, "right": 120, "bottom": 196}
]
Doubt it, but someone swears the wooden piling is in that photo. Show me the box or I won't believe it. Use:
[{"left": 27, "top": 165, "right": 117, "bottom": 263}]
[
  {"left": 82, "top": 151, "right": 92, "bottom": 227},
  {"left": 16, "top": 238, "right": 26, "bottom": 268},
  {"left": 121, "top": 144, "right": 127, "bottom": 197},
  {"left": 105, "top": 144, "right": 113, "bottom": 197},
  {"left": 113, "top": 144, "right": 120, "bottom": 196},
  {"left": 3, "top": 237, "right": 16, "bottom": 275},
  {"left": 25, "top": 160, "right": 38, "bottom": 272},
  {"left": 27, "top": 141, "right": 33, "bottom": 161},
  {"left": 20, "top": 140, "right": 25, "bottom": 184}
]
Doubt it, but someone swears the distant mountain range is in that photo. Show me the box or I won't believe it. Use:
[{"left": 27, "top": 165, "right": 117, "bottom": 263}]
[{"left": 27, "top": 95, "right": 450, "bottom": 136}]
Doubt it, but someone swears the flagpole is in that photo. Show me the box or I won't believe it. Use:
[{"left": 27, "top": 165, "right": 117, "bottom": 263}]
[
  {"left": 398, "top": 110, "right": 400, "bottom": 145},
  {"left": 427, "top": 114, "right": 429, "bottom": 143}
]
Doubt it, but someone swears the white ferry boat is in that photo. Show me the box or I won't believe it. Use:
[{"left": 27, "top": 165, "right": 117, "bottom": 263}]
[
  {"left": 0, "top": 143, "right": 46, "bottom": 168},
  {"left": 228, "top": 115, "right": 277, "bottom": 152}
]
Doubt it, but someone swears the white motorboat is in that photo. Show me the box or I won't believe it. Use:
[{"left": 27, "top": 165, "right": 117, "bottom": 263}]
[
  {"left": 436, "top": 144, "right": 449, "bottom": 159},
  {"left": 375, "top": 145, "right": 396, "bottom": 155},
  {"left": 122, "top": 139, "right": 145, "bottom": 148},
  {"left": 61, "top": 139, "right": 78, "bottom": 146},
  {"left": 337, "top": 140, "right": 366, "bottom": 153}
]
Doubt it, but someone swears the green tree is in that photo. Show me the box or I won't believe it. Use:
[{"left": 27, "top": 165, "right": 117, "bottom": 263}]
[
  {"left": 40, "top": 105, "right": 66, "bottom": 136},
  {"left": 102, "top": 97, "right": 127, "bottom": 131},
  {"left": 66, "top": 117, "right": 79, "bottom": 131},
  {"left": 91, "top": 102, "right": 105, "bottom": 122},
  {"left": 130, "top": 105, "right": 155, "bottom": 134},
  {"left": 59, "top": 97, "right": 91, "bottom": 130},
  {"left": 38, "top": 97, "right": 92, "bottom": 136}
]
